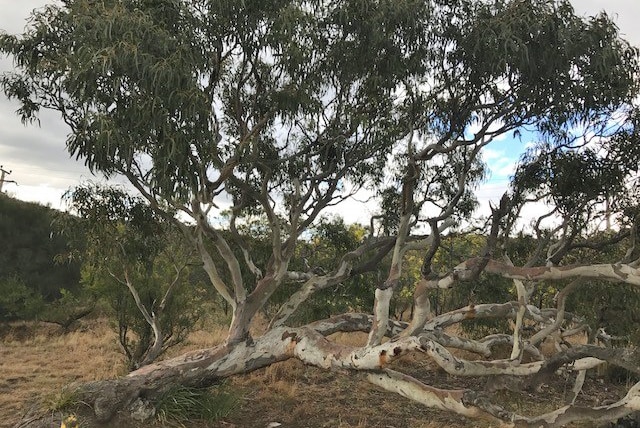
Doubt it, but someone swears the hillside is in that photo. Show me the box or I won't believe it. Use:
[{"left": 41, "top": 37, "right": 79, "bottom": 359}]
[{"left": 0, "top": 194, "right": 80, "bottom": 317}]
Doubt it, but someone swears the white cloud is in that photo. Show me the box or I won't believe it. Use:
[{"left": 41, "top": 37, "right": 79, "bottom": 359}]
[{"left": 481, "top": 148, "right": 517, "bottom": 180}]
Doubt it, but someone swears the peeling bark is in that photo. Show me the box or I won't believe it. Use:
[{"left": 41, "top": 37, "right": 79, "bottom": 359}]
[
  {"left": 399, "top": 220, "right": 455, "bottom": 338},
  {"left": 423, "top": 339, "right": 545, "bottom": 376},
  {"left": 367, "top": 369, "right": 508, "bottom": 425},
  {"left": 294, "top": 329, "right": 424, "bottom": 370},
  {"left": 424, "top": 301, "right": 547, "bottom": 330},
  {"left": 368, "top": 232, "right": 410, "bottom": 345},
  {"left": 368, "top": 287, "right": 395, "bottom": 346},
  {"left": 422, "top": 338, "right": 607, "bottom": 379},
  {"left": 503, "top": 255, "right": 529, "bottom": 361},
  {"left": 399, "top": 279, "right": 433, "bottom": 337},
  {"left": 74, "top": 315, "right": 422, "bottom": 422}
]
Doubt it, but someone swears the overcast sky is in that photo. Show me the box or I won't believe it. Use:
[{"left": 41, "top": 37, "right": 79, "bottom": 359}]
[{"left": 1, "top": 0, "right": 639, "bottom": 221}]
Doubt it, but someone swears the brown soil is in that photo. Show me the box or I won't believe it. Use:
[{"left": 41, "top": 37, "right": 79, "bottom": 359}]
[{"left": 0, "top": 320, "right": 632, "bottom": 428}]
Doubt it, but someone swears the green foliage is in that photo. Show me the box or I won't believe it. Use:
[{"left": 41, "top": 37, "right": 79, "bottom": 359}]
[
  {"left": 37, "top": 288, "right": 95, "bottom": 330},
  {"left": 550, "top": 232, "right": 640, "bottom": 346},
  {"left": 0, "top": 195, "right": 93, "bottom": 326},
  {"left": 457, "top": 0, "right": 638, "bottom": 133},
  {"left": 155, "top": 384, "right": 238, "bottom": 424},
  {"left": 89, "top": 258, "right": 207, "bottom": 368},
  {"left": 567, "top": 281, "right": 640, "bottom": 346},
  {"left": 513, "top": 143, "right": 637, "bottom": 217},
  {"left": 0, "top": 0, "right": 405, "bottom": 204},
  {"left": 0, "top": 276, "right": 45, "bottom": 320},
  {"left": 8, "top": 0, "right": 631, "bottom": 217},
  {"left": 1, "top": 0, "right": 639, "bottom": 348}
]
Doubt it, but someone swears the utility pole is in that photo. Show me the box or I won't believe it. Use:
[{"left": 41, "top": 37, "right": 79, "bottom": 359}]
[{"left": 0, "top": 165, "right": 17, "bottom": 192}]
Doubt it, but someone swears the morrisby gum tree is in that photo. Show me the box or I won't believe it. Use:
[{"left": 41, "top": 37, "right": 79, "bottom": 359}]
[{"left": 2, "top": 0, "right": 640, "bottom": 426}]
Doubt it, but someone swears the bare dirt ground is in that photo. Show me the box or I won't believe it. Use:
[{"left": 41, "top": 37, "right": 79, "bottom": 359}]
[{"left": 0, "top": 319, "right": 632, "bottom": 428}]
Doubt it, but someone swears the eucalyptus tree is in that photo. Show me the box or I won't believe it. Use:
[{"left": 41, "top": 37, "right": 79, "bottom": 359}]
[{"left": 2, "top": 0, "right": 640, "bottom": 426}]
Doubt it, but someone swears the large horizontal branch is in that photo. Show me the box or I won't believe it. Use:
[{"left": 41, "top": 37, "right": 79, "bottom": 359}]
[
  {"left": 367, "top": 359, "right": 640, "bottom": 428},
  {"left": 367, "top": 369, "right": 506, "bottom": 425},
  {"left": 58, "top": 310, "right": 637, "bottom": 428},
  {"left": 422, "top": 258, "right": 640, "bottom": 290},
  {"left": 424, "top": 302, "right": 548, "bottom": 330},
  {"left": 311, "top": 313, "right": 543, "bottom": 360},
  {"left": 468, "top": 258, "right": 640, "bottom": 286},
  {"left": 77, "top": 314, "right": 427, "bottom": 421},
  {"left": 370, "top": 369, "right": 640, "bottom": 428},
  {"left": 511, "top": 381, "right": 640, "bottom": 428},
  {"left": 292, "top": 328, "right": 424, "bottom": 370},
  {"left": 421, "top": 338, "right": 602, "bottom": 378},
  {"left": 308, "top": 313, "right": 538, "bottom": 359}
]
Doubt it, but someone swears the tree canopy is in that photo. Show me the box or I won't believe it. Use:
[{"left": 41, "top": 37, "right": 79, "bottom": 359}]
[{"left": 2, "top": 0, "right": 640, "bottom": 426}]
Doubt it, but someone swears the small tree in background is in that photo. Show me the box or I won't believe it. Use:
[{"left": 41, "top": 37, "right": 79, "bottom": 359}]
[{"left": 58, "top": 184, "right": 206, "bottom": 368}]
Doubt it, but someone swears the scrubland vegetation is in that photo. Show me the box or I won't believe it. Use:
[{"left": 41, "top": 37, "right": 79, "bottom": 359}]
[{"left": 3, "top": 0, "right": 640, "bottom": 426}]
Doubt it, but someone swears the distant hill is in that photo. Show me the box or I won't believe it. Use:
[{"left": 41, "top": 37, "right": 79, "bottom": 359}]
[{"left": 0, "top": 193, "right": 80, "bottom": 301}]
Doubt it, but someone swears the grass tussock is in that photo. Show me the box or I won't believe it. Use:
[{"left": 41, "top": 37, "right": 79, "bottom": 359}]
[
  {"left": 155, "top": 383, "right": 238, "bottom": 425},
  {"left": 44, "top": 385, "right": 82, "bottom": 412}
]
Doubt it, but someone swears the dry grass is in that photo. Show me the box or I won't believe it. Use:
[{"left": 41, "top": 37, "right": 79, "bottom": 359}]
[
  {"left": 0, "top": 319, "right": 126, "bottom": 426},
  {"left": 1, "top": 318, "right": 631, "bottom": 428}
]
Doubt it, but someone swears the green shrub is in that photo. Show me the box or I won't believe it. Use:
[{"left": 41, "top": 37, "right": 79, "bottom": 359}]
[{"left": 0, "top": 276, "right": 45, "bottom": 320}]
